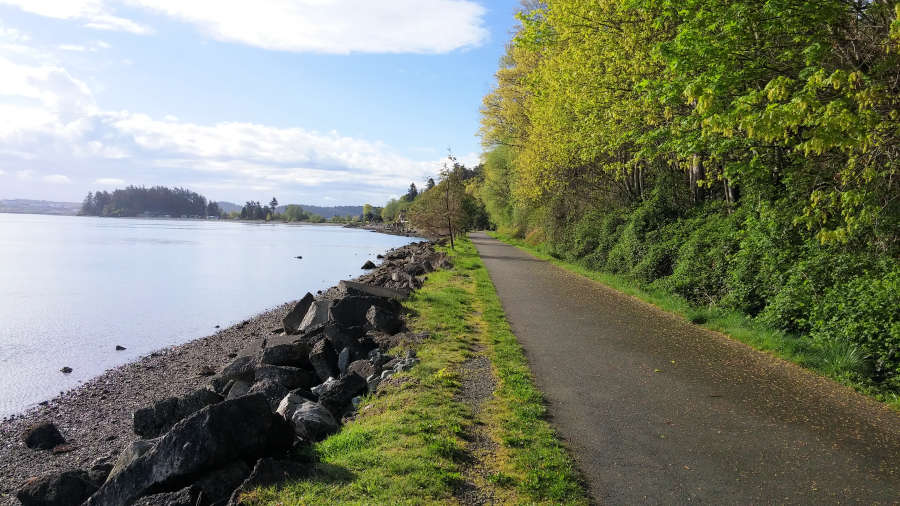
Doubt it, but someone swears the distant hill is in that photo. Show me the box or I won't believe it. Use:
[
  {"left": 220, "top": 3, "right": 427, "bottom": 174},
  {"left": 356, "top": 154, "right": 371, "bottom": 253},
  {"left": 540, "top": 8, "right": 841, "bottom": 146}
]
[
  {"left": 217, "top": 202, "right": 363, "bottom": 219},
  {"left": 0, "top": 199, "right": 80, "bottom": 216}
]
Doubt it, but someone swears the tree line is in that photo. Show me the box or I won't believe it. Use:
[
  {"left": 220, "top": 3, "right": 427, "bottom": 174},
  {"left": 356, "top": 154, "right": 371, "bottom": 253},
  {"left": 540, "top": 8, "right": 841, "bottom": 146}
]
[
  {"left": 80, "top": 186, "right": 211, "bottom": 218},
  {"left": 474, "top": 1, "right": 899, "bottom": 395}
]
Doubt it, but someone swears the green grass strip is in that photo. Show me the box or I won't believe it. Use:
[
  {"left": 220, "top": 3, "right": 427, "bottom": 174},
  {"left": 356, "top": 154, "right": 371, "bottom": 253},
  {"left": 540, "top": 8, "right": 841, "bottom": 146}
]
[{"left": 244, "top": 236, "right": 588, "bottom": 504}]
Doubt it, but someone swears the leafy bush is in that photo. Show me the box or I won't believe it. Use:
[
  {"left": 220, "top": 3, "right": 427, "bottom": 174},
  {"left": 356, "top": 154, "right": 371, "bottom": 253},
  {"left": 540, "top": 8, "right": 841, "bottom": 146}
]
[
  {"left": 605, "top": 191, "right": 676, "bottom": 275},
  {"left": 657, "top": 211, "right": 740, "bottom": 305},
  {"left": 810, "top": 266, "right": 900, "bottom": 386}
]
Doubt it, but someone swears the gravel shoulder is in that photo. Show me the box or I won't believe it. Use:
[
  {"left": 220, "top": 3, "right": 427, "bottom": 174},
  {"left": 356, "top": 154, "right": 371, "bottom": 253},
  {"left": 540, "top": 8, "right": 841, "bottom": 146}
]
[
  {"left": 0, "top": 301, "right": 292, "bottom": 504},
  {"left": 471, "top": 231, "right": 900, "bottom": 504}
]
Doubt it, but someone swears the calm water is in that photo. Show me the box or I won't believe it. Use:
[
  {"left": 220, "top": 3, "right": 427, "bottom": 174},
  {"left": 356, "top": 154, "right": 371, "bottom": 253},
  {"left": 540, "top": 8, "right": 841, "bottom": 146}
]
[{"left": 0, "top": 214, "right": 417, "bottom": 418}]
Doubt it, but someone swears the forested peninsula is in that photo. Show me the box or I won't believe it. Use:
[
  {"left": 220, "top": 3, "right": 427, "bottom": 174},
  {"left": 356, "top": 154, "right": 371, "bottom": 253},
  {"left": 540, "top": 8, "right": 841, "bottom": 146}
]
[{"left": 413, "top": 1, "right": 900, "bottom": 400}]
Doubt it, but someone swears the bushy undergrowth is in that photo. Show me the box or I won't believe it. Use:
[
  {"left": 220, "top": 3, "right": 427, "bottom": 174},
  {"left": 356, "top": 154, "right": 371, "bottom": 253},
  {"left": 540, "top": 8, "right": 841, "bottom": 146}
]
[{"left": 527, "top": 194, "right": 900, "bottom": 397}]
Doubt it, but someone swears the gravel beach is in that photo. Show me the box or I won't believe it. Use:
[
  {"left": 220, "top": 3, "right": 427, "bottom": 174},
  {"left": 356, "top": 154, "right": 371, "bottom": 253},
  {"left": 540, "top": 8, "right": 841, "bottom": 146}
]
[{"left": 0, "top": 300, "right": 294, "bottom": 504}]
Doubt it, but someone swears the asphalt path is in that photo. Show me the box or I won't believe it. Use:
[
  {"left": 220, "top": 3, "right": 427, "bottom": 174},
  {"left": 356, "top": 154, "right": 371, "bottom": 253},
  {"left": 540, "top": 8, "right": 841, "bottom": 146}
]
[{"left": 470, "top": 232, "right": 900, "bottom": 505}]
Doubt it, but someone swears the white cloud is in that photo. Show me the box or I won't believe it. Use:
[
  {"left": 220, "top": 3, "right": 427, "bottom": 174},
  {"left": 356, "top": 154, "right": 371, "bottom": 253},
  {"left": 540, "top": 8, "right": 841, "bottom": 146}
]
[
  {"left": 16, "top": 169, "right": 34, "bottom": 180},
  {"left": 129, "top": 0, "right": 488, "bottom": 53},
  {"left": 0, "top": 0, "right": 151, "bottom": 34},
  {"left": 0, "top": 56, "right": 448, "bottom": 202},
  {"left": 43, "top": 173, "right": 72, "bottom": 183},
  {"left": 94, "top": 177, "right": 124, "bottom": 185},
  {"left": 58, "top": 44, "right": 87, "bottom": 52},
  {"left": 1, "top": 0, "right": 486, "bottom": 53},
  {"left": 0, "top": 169, "right": 6, "bottom": 175}
]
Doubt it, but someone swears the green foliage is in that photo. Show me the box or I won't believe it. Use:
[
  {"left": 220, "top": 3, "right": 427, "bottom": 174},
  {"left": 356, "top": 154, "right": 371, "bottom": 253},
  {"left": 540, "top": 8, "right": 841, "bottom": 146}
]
[
  {"left": 810, "top": 268, "right": 900, "bottom": 385},
  {"left": 478, "top": 0, "right": 900, "bottom": 395}
]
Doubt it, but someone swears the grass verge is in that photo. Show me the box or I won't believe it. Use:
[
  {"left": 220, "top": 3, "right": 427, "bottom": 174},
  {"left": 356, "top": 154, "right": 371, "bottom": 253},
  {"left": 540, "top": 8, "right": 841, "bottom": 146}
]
[
  {"left": 243, "top": 237, "right": 588, "bottom": 505},
  {"left": 489, "top": 231, "right": 900, "bottom": 411}
]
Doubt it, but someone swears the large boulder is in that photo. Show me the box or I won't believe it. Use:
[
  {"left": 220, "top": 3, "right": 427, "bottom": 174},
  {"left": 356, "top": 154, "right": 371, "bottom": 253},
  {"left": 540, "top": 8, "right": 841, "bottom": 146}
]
[
  {"left": 347, "top": 359, "right": 377, "bottom": 380},
  {"left": 338, "top": 280, "right": 409, "bottom": 300},
  {"left": 290, "top": 402, "right": 339, "bottom": 442},
  {"left": 107, "top": 439, "right": 157, "bottom": 484},
  {"left": 22, "top": 422, "right": 66, "bottom": 450},
  {"left": 132, "top": 486, "right": 200, "bottom": 506},
  {"left": 308, "top": 339, "right": 338, "bottom": 382},
  {"left": 255, "top": 365, "right": 314, "bottom": 390},
  {"left": 361, "top": 260, "right": 376, "bottom": 269},
  {"left": 298, "top": 300, "right": 332, "bottom": 334},
  {"left": 317, "top": 373, "right": 367, "bottom": 417},
  {"left": 260, "top": 343, "right": 310, "bottom": 369},
  {"left": 337, "top": 347, "right": 352, "bottom": 376},
  {"left": 17, "top": 470, "right": 99, "bottom": 506},
  {"left": 85, "top": 394, "right": 293, "bottom": 506},
  {"left": 228, "top": 458, "right": 308, "bottom": 506},
  {"left": 282, "top": 293, "right": 315, "bottom": 334},
  {"left": 329, "top": 296, "right": 397, "bottom": 328},
  {"left": 246, "top": 379, "right": 289, "bottom": 410},
  {"left": 225, "top": 379, "right": 252, "bottom": 400},
  {"left": 193, "top": 461, "right": 251, "bottom": 505},
  {"left": 220, "top": 355, "right": 256, "bottom": 382},
  {"left": 133, "top": 389, "right": 223, "bottom": 438},
  {"left": 366, "top": 305, "right": 402, "bottom": 334}
]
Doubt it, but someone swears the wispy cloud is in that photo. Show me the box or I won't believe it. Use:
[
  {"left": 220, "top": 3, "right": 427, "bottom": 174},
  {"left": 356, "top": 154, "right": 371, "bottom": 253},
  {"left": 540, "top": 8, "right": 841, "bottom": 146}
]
[
  {"left": 0, "top": 0, "right": 152, "bottom": 34},
  {"left": 1, "top": 0, "right": 486, "bottom": 53},
  {"left": 94, "top": 177, "right": 124, "bottom": 185},
  {"left": 42, "top": 174, "right": 72, "bottom": 184},
  {"left": 129, "top": 0, "right": 488, "bottom": 54},
  {"left": 0, "top": 55, "right": 451, "bottom": 202}
]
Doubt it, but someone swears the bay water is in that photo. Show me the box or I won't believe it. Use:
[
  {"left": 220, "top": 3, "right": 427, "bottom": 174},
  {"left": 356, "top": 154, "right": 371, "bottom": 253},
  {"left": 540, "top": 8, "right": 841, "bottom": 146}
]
[{"left": 0, "top": 214, "right": 417, "bottom": 418}]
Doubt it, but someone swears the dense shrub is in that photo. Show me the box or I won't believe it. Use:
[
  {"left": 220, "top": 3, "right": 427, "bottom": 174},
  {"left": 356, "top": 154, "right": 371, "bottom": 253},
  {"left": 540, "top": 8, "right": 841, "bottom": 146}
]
[
  {"left": 605, "top": 192, "right": 676, "bottom": 275},
  {"left": 656, "top": 211, "right": 740, "bottom": 305},
  {"left": 810, "top": 267, "right": 900, "bottom": 386}
]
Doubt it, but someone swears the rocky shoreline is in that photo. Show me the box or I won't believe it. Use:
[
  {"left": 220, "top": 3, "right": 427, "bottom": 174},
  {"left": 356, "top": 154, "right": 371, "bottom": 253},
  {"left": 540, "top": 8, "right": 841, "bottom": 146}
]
[{"left": 1, "top": 240, "right": 447, "bottom": 506}]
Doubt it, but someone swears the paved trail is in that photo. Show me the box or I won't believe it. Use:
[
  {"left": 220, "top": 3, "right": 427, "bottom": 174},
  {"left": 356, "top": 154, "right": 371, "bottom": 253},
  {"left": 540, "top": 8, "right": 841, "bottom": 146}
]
[{"left": 470, "top": 232, "right": 900, "bottom": 505}]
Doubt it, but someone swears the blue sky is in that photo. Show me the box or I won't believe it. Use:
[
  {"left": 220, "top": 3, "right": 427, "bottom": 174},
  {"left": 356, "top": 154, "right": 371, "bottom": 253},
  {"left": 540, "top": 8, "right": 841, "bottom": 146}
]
[{"left": 0, "top": 0, "right": 520, "bottom": 205}]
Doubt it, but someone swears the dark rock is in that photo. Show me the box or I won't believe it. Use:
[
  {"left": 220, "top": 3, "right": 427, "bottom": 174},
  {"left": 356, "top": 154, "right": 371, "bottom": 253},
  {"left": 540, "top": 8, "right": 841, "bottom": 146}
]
[
  {"left": 347, "top": 360, "right": 376, "bottom": 380},
  {"left": 228, "top": 458, "right": 308, "bottom": 506},
  {"left": 329, "top": 296, "right": 395, "bottom": 328},
  {"left": 282, "top": 293, "right": 315, "bottom": 335},
  {"left": 133, "top": 389, "right": 223, "bottom": 438},
  {"left": 87, "top": 460, "right": 113, "bottom": 486},
  {"left": 311, "top": 377, "right": 337, "bottom": 397},
  {"left": 320, "top": 324, "right": 366, "bottom": 355},
  {"left": 220, "top": 355, "right": 255, "bottom": 382},
  {"left": 17, "top": 470, "right": 98, "bottom": 506},
  {"left": 361, "top": 260, "right": 376, "bottom": 269},
  {"left": 317, "top": 373, "right": 367, "bottom": 417},
  {"left": 339, "top": 280, "right": 409, "bottom": 300},
  {"left": 308, "top": 339, "right": 338, "bottom": 382},
  {"left": 194, "top": 461, "right": 250, "bottom": 505},
  {"left": 290, "top": 401, "right": 339, "bottom": 442},
  {"left": 365, "top": 305, "right": 402, "bottom": 334},
  {"left": 225, "top": 379, "right": 252, "bottom": 400},
  {"left": 60, "top": 367, "right": 72, "bottom": 374},
  {"left": 198, "top": 364, "right": 216, "bottom": 376},
  {"left": 260, "top": 343, "right": 310, "bottom": 369},
  {"left": 107, "top": 439, "right": 157, "bottom": 483},
  {"left": 85, "top": 394, "right": 293, "bottom": 506},
  {"left": 247, "top": 379, "right": 289, "bottom": 410},
  {"left": 22, "top": 422, "right": 66, "bottom": 450},
  {"left": 366, "top": 374, "right": 381, "bottom": 393},
  {"left": 115, "top": 345, "right": 126, "bottom": 351},
  {"left": 255, "top": 365, "right": 315, "bottom": 390},
  {"left": 298, "top": 300, "right": 332, "bottom": 333},
  {"left": 337, "top": 347, "right": 351, "bottom": 376},
  {"left": 132, "top": 486, "right": 200, "bottom": 506},
  {"left": 403, "top": 262, "right": 426, "bottom": 276},
  {"left": 207, "top": 376, "right": 233, "bottom": 396}
]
